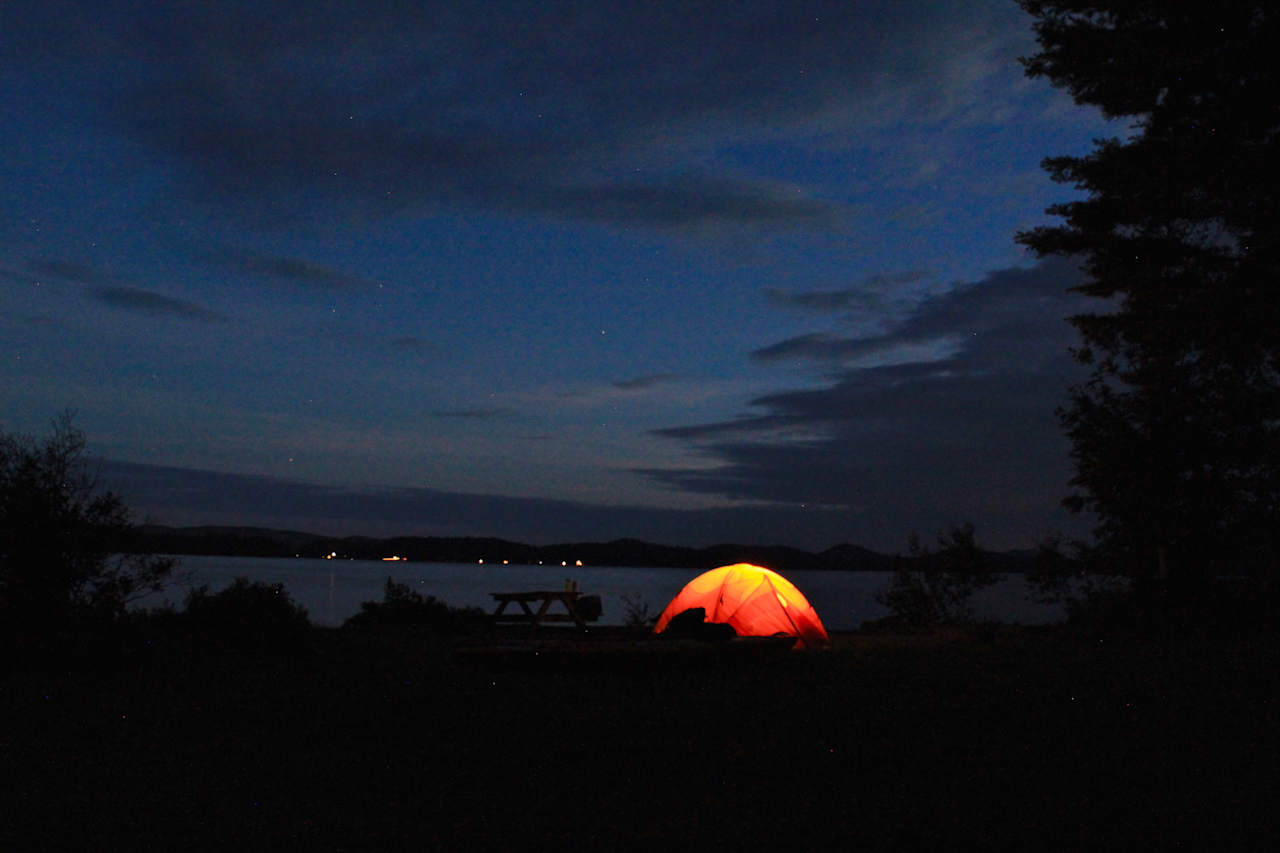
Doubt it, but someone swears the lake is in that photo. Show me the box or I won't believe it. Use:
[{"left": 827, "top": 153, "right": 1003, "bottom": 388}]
[{"left": 136, "top": 554, "right": 1069, "bottom": 630}]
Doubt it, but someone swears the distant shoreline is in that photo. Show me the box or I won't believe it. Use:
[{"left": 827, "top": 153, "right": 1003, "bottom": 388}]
[{"left": 133, "top": 523, "right": 1040, "bottom": 574}]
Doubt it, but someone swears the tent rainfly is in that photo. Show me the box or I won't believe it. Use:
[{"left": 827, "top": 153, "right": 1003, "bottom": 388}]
[{"left": 653, "top": 563, "right": 830, "bottom": 650}]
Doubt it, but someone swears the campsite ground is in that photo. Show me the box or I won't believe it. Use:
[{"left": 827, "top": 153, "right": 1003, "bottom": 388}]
[{"left": 4, "top": 624, "right": 1278, "bottom": 850}]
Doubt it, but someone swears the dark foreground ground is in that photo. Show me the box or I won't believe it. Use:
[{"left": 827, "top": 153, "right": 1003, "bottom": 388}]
[{"left": 4, "top": 624, "right": 1278, "bottom": 850}]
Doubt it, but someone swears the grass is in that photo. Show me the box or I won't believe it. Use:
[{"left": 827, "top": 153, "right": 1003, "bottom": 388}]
[{"left": 3, "top": 624, "right": 1278, "bottom": 850}]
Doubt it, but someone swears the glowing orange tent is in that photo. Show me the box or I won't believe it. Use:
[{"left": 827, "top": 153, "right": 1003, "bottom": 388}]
[{"left": 653, "top": 563, "right": 830, "bottom": 650}]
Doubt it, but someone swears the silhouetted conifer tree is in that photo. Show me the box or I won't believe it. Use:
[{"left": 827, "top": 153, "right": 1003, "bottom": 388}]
[{"left": 1016, "top": 1, "right": 1280, "bottom": 589}]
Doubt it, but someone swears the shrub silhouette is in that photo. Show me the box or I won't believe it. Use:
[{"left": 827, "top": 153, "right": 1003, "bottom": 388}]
[
  {"left": 343, "top": 577, "right": 487, "bottom": 634},
  {"left": 620, "top": 593, "right": 656, "bottom": 628},
  {"left": 877, "top": 523, "right": 997, "bottom": 626},
  {"left": 183, "top": 577, "right": 311, "bottom": 651},
  {"left": 1, "top": 413, "right": 174, "bottom": 665}
]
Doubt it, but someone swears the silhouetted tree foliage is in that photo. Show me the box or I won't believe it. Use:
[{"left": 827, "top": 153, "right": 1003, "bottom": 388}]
[
  {"left": 877, "top": 523, "right": 997, "bottom": 625},
  {"left": 343, "top": 577, "right": 487, "bottom": 634},
  {"left": 183, "top": 577, "right": 311, "bottom": 650},
  {"left": 1025, "top": 533, "right": 1139, "bottom": 626},
  {"left": 1016, "top": 2, "right": 1280, "bottom": 590},
  {"left": 620, "top": 593, "right": 657, "bottom": 629},
  {"left": 1027, "top": 533, "right": 1080, "bottom": 603},
  {"left": 0, "top": 413, "right": 173, "bottom": 654}
]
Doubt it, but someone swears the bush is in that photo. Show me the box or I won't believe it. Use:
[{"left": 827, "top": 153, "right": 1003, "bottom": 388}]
[
  {"left": 876, "top": 524, "right": 997, "bottom": 627},
  {"left": 183, "top": 577, "right": 311, "bottom": 651},
  {"left": 620, "top": 593, "right": 657, "bottom": 629},
  {"left": 343, "top": 577, "right": 487, "bottom": 634},
  {"left": 1, "top": 413, "right": 174, "bottom": 662}
]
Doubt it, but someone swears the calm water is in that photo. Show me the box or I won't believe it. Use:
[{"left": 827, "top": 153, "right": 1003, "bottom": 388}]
[{"left": 136, "top": 555, "right": 1068, "bottom": 630}]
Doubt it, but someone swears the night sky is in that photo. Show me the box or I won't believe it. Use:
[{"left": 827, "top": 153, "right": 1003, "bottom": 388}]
[{"left": 2, "top": 1, "right": 1113, "bottom": 552}]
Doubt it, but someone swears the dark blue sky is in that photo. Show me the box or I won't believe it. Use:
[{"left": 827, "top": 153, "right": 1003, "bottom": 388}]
[{"left": 1, "top": 1, "right": 1110, "bottom": 551}]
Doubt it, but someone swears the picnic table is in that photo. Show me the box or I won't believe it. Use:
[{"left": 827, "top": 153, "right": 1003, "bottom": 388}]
[{"left": 489, "top": 590, "right": 595, "bottom": 633}]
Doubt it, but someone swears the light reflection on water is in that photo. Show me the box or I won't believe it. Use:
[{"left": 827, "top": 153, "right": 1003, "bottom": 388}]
[{"left": 137, "top": 554, "right": 1069, "bottom": 630}]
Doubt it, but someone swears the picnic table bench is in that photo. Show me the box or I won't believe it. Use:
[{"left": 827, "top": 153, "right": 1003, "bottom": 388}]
[{"left": 489, "top": 590, "right": 600, "bottom": 633}]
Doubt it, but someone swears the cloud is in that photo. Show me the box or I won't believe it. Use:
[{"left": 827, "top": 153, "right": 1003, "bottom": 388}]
[
  {"left": 20, "top": 258, "right": 224, "bottom": 321},
  {"left": 87, "top": 286, "right": 224, "bottom": 322},
  {"left": 16, "top": 1, "right": 1036, "bottom": 234},
  {"left": 612, "top": 373, "right": 681, "bottom": 391},
  {"left": 26, "top": 259, "right": 107, "bottom": 284},
  {"left": 98, "top": 457, "right": 908, "bottom": 550},
  {"left": 644, "top": 258, "right": 1096, "bottom": 547},
  {"left": 430, "top": 408, "right": 516, "bottom": 420},
  {"left": 387, "top": 336, "right": 430, "bottom": 352},
  {"left": 763, "top": 270, "right": 941, "bottom": 340},
  {"left": 765, "top": 271, "right": 931, "bottom": 314},
  {"left": 210, "top": 247, "right": 376, "bottom": 290},
  {"left": 534, "top": 177, "right": 841, "bottom": 231},
  {"left": 753, "top": 330, "right": 967, "bottom": 368},
  {"left": 756, "top": 258, "right": 1090, "bottom": 369}
]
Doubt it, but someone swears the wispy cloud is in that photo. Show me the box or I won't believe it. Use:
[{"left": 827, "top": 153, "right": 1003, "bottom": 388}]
[
  {"left": 99, "top": 457, "right": 904, "bottom": 549},
  {"left": 209, "top": 247, "right": 376, "bottom": 290},
  {"left": 645, "top": 258, "right": 1094, "bottom": 545},
  {"left": 88, "top": 286, "right": 224, "bottom": 322},
  {"left": 430, "top": 408, "right": 516, "bottom": 420},
  {"left": 534, "top": 177, "right": 842, "bottom": 231},
  {"left": 25, "top": 258, "right": 224, "bottom": 322},
  {"left": 26, "top": 259, "right": 107, "bottom": 284},
  {"left": 765, "top": 271, "right": 931, "bottom": 314},
  {"left": 387, "top": 336, "right": 430, "bottom": 352},
  {"left": 612, "top": 373, "right": 681, "bottom": 392},
  {"left": 751, "top": 332, "right": 964, "bottom": 368},
  {"left": 17, "top": 1, "right": 1038, "bottom": 235}
]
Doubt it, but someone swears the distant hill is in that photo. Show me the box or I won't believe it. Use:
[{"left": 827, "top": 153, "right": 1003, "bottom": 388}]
[{"left": 133, "top": 525, "right": 1036, "bottom": 573}]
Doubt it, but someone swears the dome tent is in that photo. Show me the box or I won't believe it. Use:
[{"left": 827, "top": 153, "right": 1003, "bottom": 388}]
[{"left": 653, "top": 564, "right": 830, "bottom": 650}]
